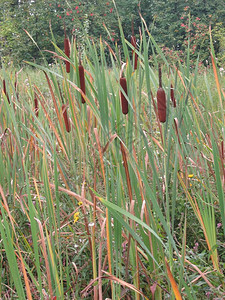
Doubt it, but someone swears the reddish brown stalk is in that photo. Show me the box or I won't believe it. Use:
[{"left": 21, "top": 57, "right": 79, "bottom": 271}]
[
  {"left": 170, "top": 83, "right": 176, "bottom": 107},
  {"left": 120, "top": 77, "right": 128, "bottom": 114},
  {"left": 62, "top": 104, "right": 71, "bottom": 132},
  {"left": 79, "top": 64, "right": 86, "bottom": 103},
  {"left": 131, "top": 36, "right": 137, "bottom": 70},
  {"left": 221, "top": 140, "right": 224, "bottom": 161},
  {"left": 3, "top": 79, "right": 10, "bottom": 103},
  {"left": 64, "top": 37, "right": 70, "bottom": 73},
  {"left": 157, "top": 65, "right": 166, "bottom": 123}
]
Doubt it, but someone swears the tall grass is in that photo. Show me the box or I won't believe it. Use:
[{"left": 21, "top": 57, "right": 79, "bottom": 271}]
[{"left": 0, "top": 17, "right": 224, "bottom": 299}]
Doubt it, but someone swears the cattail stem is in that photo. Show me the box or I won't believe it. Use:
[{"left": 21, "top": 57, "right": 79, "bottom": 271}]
[
  {"left": 158, "top": 64, "right": 162, "bottom": 88},
  {"left": 120, "top": 77, "right": 128, "bottom": 115},
  {"left": 79, "top": 65, "right": 86, "bottom": 104}
]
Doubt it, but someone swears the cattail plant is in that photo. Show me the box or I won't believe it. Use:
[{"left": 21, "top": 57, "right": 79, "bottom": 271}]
[
  {"left": 62, "top": 104, "right": 71, "bottom": 132},
  {"left": 170, "top": 83, "right": 176, "bottom": 107},
  {"left": 120, "top": 77, "right": 128, "bottom": 115},
  {"left": 34, "top": 92, "right": 39, "bottom": 117},
  {"left": 79, "top": 63, "right": 86, "bottom": 104},
  {"left": 157, "top": 65, "right": 166, "bottom": 123},
  {"left": 3, "top": 79, "right": 10, "bottom": 103},
  {"left": 64, "top": 29, "right": 70, "bottom": 73}
]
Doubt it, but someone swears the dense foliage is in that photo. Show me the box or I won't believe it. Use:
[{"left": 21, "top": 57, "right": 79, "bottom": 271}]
[{"left": 0, "top": 0, "right": 224, "bottom": 66}]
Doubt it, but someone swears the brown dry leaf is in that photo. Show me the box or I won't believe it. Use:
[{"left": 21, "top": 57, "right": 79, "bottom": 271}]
[{"left": 165, "top": 257, "right": 182, "bottom": 300}]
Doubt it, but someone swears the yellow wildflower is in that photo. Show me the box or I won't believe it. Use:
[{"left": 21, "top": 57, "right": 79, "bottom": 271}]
[
  {"left": 73, "top": 212, "right": 80, "bottom": 224},
  {"left": 78, "top": 201, "right": 82, "bottom": 206},
  {"left": 188, "top": 174, "right": 194, "bottom": 178}
]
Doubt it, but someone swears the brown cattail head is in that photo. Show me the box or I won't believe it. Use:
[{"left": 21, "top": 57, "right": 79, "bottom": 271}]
[
  {"left": 64, "top": 37, "right": 70, "bottom": 73},
  {"left": 62, "top": 104, "right": 71, "bottom": 132},
  {"left": 157, "top": 87, "right": 166, "bottom": 123},
  {"left": 34, "top": 93, "right": 39, "bottom": 117},
  {"left": 170, "top": 83, "right": 176, "bottom": 107},
  {"left": 157, "top": 65, "right": 166, "bottom": 122},
  {"left": 120, "top": 77, "right": 128, "bottom": 115},
  {"left": 78, "top": 64, "right": 86, "bottom": 104},
  {"left": 131, "top": 36, "right": 137, "bottom": 70},
  {"left": 3, "top": 80, "right": 10, "bottom": 103}
]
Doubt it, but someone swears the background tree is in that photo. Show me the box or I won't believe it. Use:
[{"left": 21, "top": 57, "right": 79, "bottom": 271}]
[
  {"left": 0, "top": 0, "right": 63, "bottom": 65},
  {"left": 0, "top": 0, "right": 224, "bottom": 66}
]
